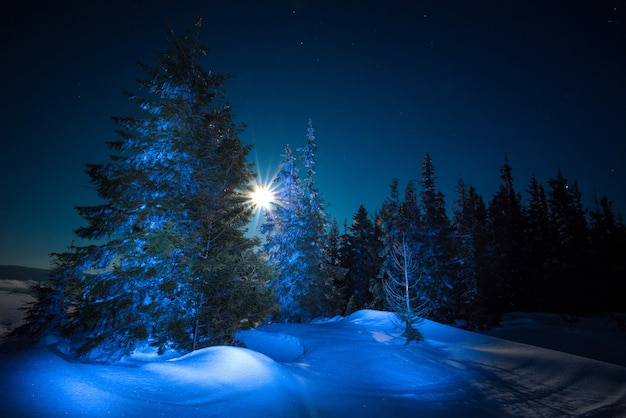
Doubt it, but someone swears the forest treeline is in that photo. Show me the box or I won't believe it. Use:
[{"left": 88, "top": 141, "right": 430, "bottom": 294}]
[
  {"left": 331, "top": 154, "right": 625, "bottom": 327},
  {"left": 10, "top": 23, "right": 624, "bottom": 362}
]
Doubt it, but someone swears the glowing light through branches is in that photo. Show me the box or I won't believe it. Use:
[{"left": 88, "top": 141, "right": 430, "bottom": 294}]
[
  {"left": 250, "top": 184, "right": 275, "bottom": 211},
  {"left": 245, "top": 160, "right": 282, "bottom": 234}
]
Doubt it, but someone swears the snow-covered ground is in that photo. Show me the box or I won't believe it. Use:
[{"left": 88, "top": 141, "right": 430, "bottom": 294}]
[
  {"left": 0, "top": 276, "right": 36, "bottom": 336},
  {"left": 1, "top": 269, "right": 625, "bottom": 416}
]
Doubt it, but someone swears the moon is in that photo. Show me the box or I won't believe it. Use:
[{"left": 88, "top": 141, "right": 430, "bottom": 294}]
[{"left": 250, "top": 183, "right": 275, "bottom": 211}]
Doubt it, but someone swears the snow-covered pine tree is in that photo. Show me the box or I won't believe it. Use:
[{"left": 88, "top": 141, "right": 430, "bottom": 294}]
[
  {"left": 378, "top": 179, "right": 423, "bottom": 311},
  {"left": 262, "top": 121, "right": 341, "bottom": 322},
  {"left": 8, "top": 249, "right": 76, "bottom": 341},
  {"left": 298, "top": 121, "right": 342, "bottom": 315},
  {"left": 34, "top": 21, "right": 273, "bottom": 361},
  {"left": 262, "top": 144, "right": 307, "bottom": 321},
  {"left": 383, "top": 234, "right": 427, "bottom": 344}
]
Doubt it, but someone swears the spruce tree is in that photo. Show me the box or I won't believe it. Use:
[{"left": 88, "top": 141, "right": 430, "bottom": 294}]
[
  {"left": 449, "top": 178, "right": 481, "bottom": 326},
  {"left": 34, "top": 22, "right": 273, "bottom": 361},
  {"left": 262, "top": 144, "right": 306, "bottom": 320},
  {"left": 486, "top": 156, "right": 526, "bottom": 317},
  {"left": 379, "top": 175, "right": 438, "bottom": 319},
  {"left": 8, "top": 250, "right": 76, "bottom": 342},
  {"left": 524, "top": 175, "right": 555, "bottom": 310},
  {"left": 465, "top": 184, "right": 490, "bottom": 326},
  {"left": 262, "top": 122, "right": 340, "bottom": 321},
  {"left": 547, "top": 169, "right": 588, "bottom": 263},
  {"left": 298, "top": 121, "right": 343, "bottom": 315},
  {"left": 342, "top": 205, "right": 382, "bottom": 311},
  {"left": 546, "top": 169, "right": 589, "bottom": 312},
  {"left": 418, "top": 153, "right": 452, "bottom": 321},
  {"left": 588, "top": 194, "right": 626, "bottom": 311},
  {"left": 383, "top": 234, "right": 427, "bottom": 344},
  {"left": 327, "top": 218, "right": 349, "bottom": 312},
  {"left": 375, "top": 178, "right": 403, "bottom": 310}
]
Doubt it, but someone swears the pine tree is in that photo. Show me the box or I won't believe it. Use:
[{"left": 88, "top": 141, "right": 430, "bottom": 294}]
[
  {"left": 32, "top": 22, "right": 273, "bottom": 361},
  {"left": 375, "top": 178, "right": 403, "bottom": 310},
  {"left": 383, "top": 234, "right": 427, "bottom": 344},
  {"left": 486, "top": 155, "right": 526, "bottom": 317},
  {"left": 262, "top": 122, "right": 341, "bottom": 322},
  {"left": 327, "top": 218, "right": 349, "bottom": 311},
  {"left": 262, "top": 144, "right": 305, "bottom": 320},
  {"left": 8, "top": 250, "right": 76, "bottom": 342},
  {"left": 465, "top": 184, "right": 490, "bottom": 326},
  {"left": 546, "top": 169, "right": 589, "bottom": 312},
  {"left": 418, "top": 153, "right": 452, "bottom": 321},
  {"left": 327, "top": 218, "right": 343, "bottom": 268},
  {"left": 449, "top": 178, "right": 481, "bottom": 326},
  {"left": 524, "top": 175, "right": 555, "bottom": 310},
  {"left": 298, "top": 121, "right": 343, "bottom": 315},
  {"left": 547, "top": 170, "right": 588, "bottom": 263},
  {"left": 588, "top": 194, "right": 626, "bottom": 311},
  {"left": 342, "top": 205, "right": 382, "bottom": 311}
]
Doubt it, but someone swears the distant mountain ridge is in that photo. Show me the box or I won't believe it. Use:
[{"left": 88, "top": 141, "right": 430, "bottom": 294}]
[{"left": 0, "top": 265, "right": 50, "bottom": 284}]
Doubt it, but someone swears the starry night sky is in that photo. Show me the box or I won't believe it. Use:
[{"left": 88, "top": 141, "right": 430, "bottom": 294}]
[{"left": 1, "top": 1, "right": 624, "bottom": 269}]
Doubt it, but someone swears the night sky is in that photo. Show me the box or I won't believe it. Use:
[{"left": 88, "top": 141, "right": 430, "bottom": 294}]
[{"left": 1, "top": 1, "right": 624, "bottom": 269}]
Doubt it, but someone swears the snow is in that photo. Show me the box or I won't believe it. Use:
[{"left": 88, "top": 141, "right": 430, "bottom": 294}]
[
  {"left": 480, "top": 311, "right": 626, "bottom": 367},
  {"left": 2, "top": 279, "right": 626, "bottom": 416},
  {"left": 0, "top": 279, "right": 37, "bottom": 336}
]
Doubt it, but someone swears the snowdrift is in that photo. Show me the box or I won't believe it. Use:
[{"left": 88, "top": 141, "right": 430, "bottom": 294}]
[{"left": 2, "top": 272, "right": 625, "bottom": 418}]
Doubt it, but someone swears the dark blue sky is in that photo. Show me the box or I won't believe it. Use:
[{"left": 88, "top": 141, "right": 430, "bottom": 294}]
[{"left": 1, "top": 1, "right": 624, "bottom": 269}]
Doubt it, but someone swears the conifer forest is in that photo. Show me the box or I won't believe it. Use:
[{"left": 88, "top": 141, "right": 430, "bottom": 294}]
[{"left": 13, "top": 22, "right": 626, "bottom": 362}]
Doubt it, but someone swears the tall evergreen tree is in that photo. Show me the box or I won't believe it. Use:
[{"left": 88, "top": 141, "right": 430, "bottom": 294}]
[
  {"left": 327, "top": 218, "right": 348, "bottom": 312},
  {"left": 418, "top": 153, "right": 452, "bottom": 321},
  {"left": 449, "top": 178, "right": 481, "bottom": 326},
  {"left": 262, "top": 122, "right": 340, "bottom": 321},
  {"left": 341, "top": 204, "right": 382, "bottom": 311},
  {"left": 547, "top": 170, "right": 588, "bottom": 262},
  {"left": 327, "top": 218, "right": 343, "bottom": 268},
  {"left": 588, "top": 194, "right": 626, "bottom": 311},
  {"left": 297, "top": 121, "right": 344, "bottom": 317},
  {"left": 524, "top": 175, "right": 555, "bottom": 310},
  {"left": 383, "top": 234, "right": 428, "bottom": 344},
  {"left": 465, "top": 184, "right": 490, "bottom": 326},
  {"left": 375, "top": 178, "right": 403, "bottom": 310},
  {"left": 29, "top": 22, "right": 274, "bottom": 361},
  {"left": 486, "top": 156, "right": 526, "bottom": 318},
  {"left": 262, "top": 144, "right": 305, "bottom": 321},
  {"left": 546, "top": 169, "right": 589, "bottom": 312}
]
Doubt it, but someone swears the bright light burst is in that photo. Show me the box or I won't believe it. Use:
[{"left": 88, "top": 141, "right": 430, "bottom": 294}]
[
  {"left": 250, "top": 183, "right": 275, "bottom": 211},
  {"left": 245, "top": 160, "right": 281, "bottom": 233}
]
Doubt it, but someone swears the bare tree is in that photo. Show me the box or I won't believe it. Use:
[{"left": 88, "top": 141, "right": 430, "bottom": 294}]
[{"left": 383, "top": 234, "right": 428, "bottom": 344}]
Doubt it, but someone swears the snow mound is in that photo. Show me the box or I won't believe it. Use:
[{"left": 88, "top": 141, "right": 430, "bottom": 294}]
[
  {"left": 2, "top": 309, "right": 626, "bottom": 416},
  {"left": 345, "top": 309, "right": 398, "bottom": 327},
  {"left": 135, "top": 346, "right": 305, "bottom": 413},
  {"left": 121, "top": 342, "right": 182, "bottom": 364},
  {"left": 146, "top": 346, "right": 278, "bottom": 389},
  {"left": 236, "top": 329, "right": 305, "bottom": 362}
]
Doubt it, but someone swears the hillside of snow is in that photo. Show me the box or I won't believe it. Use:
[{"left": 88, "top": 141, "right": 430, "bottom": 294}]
[{"left": 1, "top": 266, "right": 625, "bottom": 416}]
